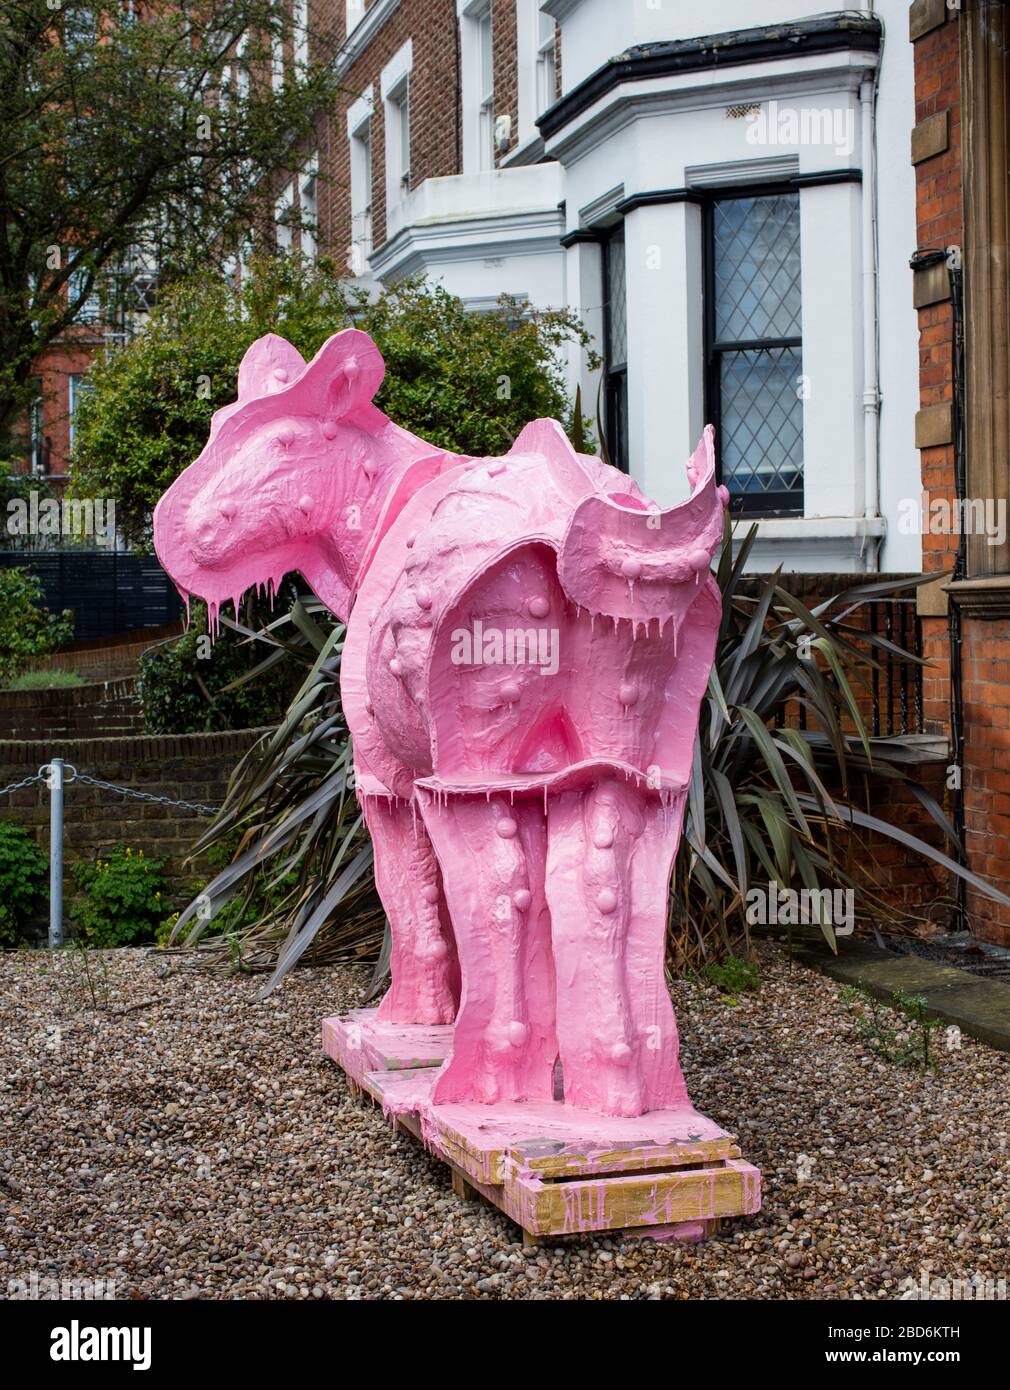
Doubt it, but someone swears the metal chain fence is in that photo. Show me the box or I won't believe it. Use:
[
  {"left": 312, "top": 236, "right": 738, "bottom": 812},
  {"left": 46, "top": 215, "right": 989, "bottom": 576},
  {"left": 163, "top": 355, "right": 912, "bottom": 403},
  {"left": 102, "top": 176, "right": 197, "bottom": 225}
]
[{"left": 0, "top": 757, "right": 219, "bottom": 947}]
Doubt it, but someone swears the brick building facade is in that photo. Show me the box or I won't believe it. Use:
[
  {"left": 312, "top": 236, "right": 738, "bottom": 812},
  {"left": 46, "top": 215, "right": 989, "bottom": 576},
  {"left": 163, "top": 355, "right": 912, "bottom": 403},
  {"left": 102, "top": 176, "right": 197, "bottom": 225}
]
[{"left": 910, "top": 0, "right": 1010, "bottom": 946}]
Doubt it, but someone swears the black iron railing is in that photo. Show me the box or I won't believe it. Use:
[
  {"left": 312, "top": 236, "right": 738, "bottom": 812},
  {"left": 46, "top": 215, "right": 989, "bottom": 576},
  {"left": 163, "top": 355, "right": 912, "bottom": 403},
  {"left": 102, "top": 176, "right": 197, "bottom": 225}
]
[{"left": 865, "top": 597, "right": 924, "bottom": 737}]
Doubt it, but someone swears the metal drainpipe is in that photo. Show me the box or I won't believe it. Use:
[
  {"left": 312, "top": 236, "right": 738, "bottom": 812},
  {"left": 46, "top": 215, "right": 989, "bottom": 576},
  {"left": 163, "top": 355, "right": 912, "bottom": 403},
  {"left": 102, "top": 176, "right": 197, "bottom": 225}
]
[{"left": 860, "top": 74, "right": 882, "bottom": 572}]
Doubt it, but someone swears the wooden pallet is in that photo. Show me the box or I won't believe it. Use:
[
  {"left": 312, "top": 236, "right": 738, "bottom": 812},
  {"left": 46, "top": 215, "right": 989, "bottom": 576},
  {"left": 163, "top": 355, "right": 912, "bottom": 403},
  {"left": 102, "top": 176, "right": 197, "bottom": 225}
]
[{"left": 323, "top": 1009, "right": 761, "bottom": 1243}]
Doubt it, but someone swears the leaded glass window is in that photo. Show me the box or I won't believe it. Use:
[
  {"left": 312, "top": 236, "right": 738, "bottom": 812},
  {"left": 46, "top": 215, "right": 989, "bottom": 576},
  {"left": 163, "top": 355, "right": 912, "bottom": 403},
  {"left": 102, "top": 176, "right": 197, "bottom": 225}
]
[
  {"left": 603, "top": 225, "right": 628, "bottom": 473},
  {"left": 707, "top": 192, "right": 803, "bottom": 513}
]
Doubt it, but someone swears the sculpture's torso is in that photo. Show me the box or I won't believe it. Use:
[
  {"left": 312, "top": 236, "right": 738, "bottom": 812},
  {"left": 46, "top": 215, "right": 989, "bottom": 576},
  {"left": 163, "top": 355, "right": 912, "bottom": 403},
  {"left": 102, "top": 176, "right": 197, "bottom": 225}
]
[{"left": 344, "top": 441, "right": 718, "bottom": 802}]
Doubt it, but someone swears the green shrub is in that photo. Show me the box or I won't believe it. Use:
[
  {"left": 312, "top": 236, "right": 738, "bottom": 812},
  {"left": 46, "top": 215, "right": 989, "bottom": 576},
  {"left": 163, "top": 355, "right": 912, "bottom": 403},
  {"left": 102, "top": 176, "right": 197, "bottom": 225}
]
[
  {"left": 70, "top": 846, "right": 169, "bottom": 947},
  {"left": 137, "top": 598, "right": 300, "bottom": 733},
  {"left": 0, "top": 569, "right": 74, "bottom": 685},
  {"left": 70, "top": 257, "right": 597, "bottom": 549},
  {"left": 0, "top": 823, "right": 48, "bottom": 947}
]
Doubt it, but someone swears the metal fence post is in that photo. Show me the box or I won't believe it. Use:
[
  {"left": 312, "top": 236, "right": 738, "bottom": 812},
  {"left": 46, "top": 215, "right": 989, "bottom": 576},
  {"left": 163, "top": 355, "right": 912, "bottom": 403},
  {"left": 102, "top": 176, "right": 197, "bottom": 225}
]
[{"left": 48, "top": 758, "right": 64, "bottom": 949}]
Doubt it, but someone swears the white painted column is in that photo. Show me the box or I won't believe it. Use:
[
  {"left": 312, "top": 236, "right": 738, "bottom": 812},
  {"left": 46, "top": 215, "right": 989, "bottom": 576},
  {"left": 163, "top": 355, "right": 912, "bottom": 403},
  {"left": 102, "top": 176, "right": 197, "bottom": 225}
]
[
  {"left": 798, "top": 181, "right": 864, "bottom": 520},
  {"left": 564, "top": 238, "right": 604, "bottom": 431},
  {"left": 623, "top": 201, "right": 704, "bottom": 507}
]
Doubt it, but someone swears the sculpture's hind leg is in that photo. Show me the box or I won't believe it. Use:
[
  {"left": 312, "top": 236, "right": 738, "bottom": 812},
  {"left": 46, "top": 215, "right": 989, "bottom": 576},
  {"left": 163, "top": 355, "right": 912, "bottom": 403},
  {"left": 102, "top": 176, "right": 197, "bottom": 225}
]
[
  {"left": 546, "top": 778, "right": 690, "bottom": 1117},
  {"left": 419, "top": 791, "right": 557, "bottom": 1104},
  {"left": 362, "top": 794, "right": 460, "bottom": 1025}
]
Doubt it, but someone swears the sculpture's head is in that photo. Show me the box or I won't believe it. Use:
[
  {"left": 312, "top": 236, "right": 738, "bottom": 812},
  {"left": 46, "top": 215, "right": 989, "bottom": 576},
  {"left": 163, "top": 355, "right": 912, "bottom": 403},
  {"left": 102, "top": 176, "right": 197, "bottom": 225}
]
[{"left": 153, "top": 328, "right": 432, "bottom": 626}]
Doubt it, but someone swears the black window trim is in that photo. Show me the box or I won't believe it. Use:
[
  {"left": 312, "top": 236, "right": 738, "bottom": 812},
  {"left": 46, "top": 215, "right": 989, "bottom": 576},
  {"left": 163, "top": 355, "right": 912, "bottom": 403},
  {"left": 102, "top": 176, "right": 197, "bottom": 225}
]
[
  {"left": 601, "top": 222, "right": 629, "bottom": 474},
  {"left": 701, "top": 185, "right": 804, "bottom": 518},
  {"left": 566, "top": 171, "right": 852, "bottom": 497}
]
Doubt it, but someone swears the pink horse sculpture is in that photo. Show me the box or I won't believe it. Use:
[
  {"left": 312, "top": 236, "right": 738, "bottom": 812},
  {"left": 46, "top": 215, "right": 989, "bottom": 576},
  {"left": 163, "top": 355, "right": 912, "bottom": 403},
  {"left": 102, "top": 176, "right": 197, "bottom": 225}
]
[{"left": 154, "top": 328, "right": 728, "bottom": 1118}]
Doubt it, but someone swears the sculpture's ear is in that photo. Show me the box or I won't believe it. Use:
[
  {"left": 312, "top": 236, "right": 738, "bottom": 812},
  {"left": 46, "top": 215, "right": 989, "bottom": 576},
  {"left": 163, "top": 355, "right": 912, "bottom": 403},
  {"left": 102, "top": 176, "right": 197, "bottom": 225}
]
[
  {"left": 200, "top": 328, "right": 390, "bottom": 454},
  {"left": 558, "top": 426, "right": 729, "bottom": 625},
  {"left": 207, "top": 333, "right": 307, "bottom": 442},
  {"left": 236, "top": 333, "right": 306, "bottom": 398},
  {"left": 319, "top": 329, "right": 387, "bottom": 428}
]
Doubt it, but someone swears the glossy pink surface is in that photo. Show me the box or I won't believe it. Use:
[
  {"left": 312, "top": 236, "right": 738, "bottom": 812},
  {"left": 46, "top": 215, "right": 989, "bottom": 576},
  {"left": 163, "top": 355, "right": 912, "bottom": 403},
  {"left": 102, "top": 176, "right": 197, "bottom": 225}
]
[{"left": 155, "top": 330, "right": 727, "bottom": 1117}]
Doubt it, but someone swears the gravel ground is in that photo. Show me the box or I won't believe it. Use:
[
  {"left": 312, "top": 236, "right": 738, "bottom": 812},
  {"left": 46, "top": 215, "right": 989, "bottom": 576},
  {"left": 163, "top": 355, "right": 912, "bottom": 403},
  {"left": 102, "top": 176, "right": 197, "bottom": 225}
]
[{"left": 1, "top": 940, "right": 1008, "bottom": 1301}]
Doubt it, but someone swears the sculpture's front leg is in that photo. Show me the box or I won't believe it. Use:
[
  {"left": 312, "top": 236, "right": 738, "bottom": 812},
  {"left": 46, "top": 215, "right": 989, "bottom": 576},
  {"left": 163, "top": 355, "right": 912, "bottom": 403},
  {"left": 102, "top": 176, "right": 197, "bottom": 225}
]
[
  {"left": 546, "top": 778, "right": 689, "bottom": 1117},
  {"left": 418, "top": 791, "right": 557, "bottom": 1104},
  {"left": 362, "top": 793, "right": 460, "bottom": 1025}
]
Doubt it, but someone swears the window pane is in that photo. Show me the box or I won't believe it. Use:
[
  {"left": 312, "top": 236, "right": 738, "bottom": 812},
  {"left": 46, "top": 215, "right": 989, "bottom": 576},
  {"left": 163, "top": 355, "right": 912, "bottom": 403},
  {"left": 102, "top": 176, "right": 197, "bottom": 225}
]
[
  {"left": 603, "top": 227, "right": 629, "bottom": 471},
  {"left": 604, "top": 229, "right": 627, "bottom": 369},
  {"left": 400, "top": 94, "right": 410, "bottom": 177},
  {"left": 719, "top": 346, "right": 803, "bottom": 501},
  {"left": 714, "top": 194, "right": 800, "bottom": 343}
]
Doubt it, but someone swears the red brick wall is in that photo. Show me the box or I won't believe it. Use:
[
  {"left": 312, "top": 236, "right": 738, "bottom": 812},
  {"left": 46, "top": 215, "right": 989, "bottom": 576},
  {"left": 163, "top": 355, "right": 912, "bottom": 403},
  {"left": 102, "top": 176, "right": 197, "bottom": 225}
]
[
  {"left": 18, "top": 330, "right": 102, "bottom": 484},
  {"left": 0, "top": 728, "right": 267, "bottom": 900},
  {"left": 315, "top": 0, "right": 460, "bottom": 262},
  {"left": 910, "top": 7, "right": 1010, "bottom": 946},
  {"left": 962, "top": 625, "right": 1010, "bottom": 943},
  {"left": 912, "top": 12, "right": 961, "bottom": 737},
  {"left": 491, "top": 0, "right": 519, "bottom": 160}
]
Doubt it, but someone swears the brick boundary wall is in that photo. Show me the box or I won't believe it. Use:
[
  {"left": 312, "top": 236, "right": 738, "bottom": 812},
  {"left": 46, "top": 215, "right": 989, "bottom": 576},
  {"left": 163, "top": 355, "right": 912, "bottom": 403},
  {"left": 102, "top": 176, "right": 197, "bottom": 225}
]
[
  {"left": 0, "top": 677, "right": 144, "bottom": 740},
  {"left": 0, "top": 728, "right": 270, "bottom": 909}
]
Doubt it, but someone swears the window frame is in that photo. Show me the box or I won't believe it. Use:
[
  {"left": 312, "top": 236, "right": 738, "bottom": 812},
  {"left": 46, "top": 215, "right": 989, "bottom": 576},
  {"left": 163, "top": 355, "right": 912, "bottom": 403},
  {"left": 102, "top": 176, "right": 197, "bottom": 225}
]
[
  {"left": 602, "top": 223, "right": 629, "bottom": 474},
  {"left": 298, "top": 154, "right": 319, "bottom": 262},
  {"left": 293, "top": 0, "right": 309, "bottom": 77},
  {"left": 274, "top": 179, "right": 295, "bottom": 251},
  {"left": 271, "top": 27, "right": 285, "bottom": 92},
  {"left": 345, "top": 0, "right": 365, "bottom": 34},
  {"left": 394, "top": 81, "right": 411, "bottom": 189},
  {"left": 536, "top": 10, "right": 556, "bottom": 115},
  {"left": 68, "top": 372, "right": 93, "bottom": 455},
  {"left": 347, "top": 86, "right": 374, "bottom": 274},
  {"left": 701, "top": 185, "right": 804, "bottom": 517},
  {"left": 477, "top": 7, "right": 494, "bottom": 171}
]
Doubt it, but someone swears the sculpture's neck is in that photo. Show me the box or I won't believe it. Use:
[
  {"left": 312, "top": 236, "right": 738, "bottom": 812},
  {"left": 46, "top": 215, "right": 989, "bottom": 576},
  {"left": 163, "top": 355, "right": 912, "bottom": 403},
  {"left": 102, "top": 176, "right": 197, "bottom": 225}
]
[{"left": 306, "top": 420, "right": 457, "bottom": 623}]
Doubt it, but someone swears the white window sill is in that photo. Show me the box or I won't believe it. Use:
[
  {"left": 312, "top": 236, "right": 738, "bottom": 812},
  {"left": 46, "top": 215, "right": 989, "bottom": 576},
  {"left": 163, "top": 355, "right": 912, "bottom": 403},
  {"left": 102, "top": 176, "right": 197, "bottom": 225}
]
[{"left": 731, "top": 516, "right": 886, "bottom": 541}]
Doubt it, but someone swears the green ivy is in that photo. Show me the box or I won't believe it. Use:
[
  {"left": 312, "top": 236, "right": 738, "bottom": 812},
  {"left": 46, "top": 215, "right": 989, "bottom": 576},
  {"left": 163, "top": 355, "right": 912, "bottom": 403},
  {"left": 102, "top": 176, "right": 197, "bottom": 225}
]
[{"left": 0, "top": 823, "right": 48, "bottom": 947}]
